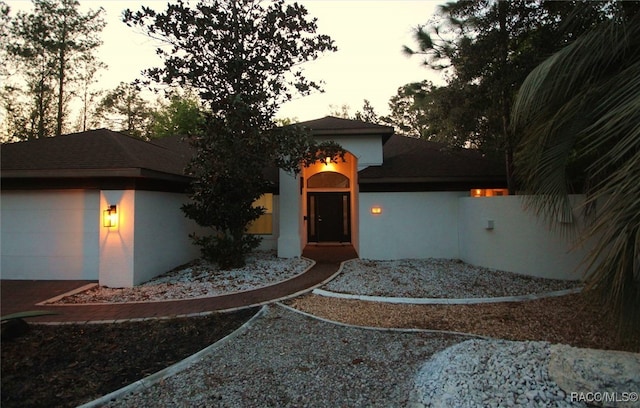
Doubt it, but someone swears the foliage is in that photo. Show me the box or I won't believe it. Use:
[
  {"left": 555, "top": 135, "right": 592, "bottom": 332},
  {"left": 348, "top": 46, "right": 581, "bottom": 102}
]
[
  {"left": 1, "top": 0, "right": 105, "bottom": 140},
  {"left": 402, "top": 0, "right": 618, "bottom": 191},
  {"left": 511, "top": 11, "right": 640, "bottom": 329},
  {"left": 148, "top": 93, "right": 205, "bottom": 139},
  {"left": 329, "top": 99, "right": 381, "bottom": 124},
  {"left": 96, "top": 82, "right": 153, "bottom": 140},
  {"left": 124, "top": 0, "right": 338, "bottom": 268}
]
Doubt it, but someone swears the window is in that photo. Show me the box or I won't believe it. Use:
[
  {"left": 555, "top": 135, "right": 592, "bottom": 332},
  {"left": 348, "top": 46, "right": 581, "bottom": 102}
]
[
  {"left": 470, "top": 188, "right": 509, "bottom": 197},
  {"left": 307, "top": 171, "right": 349, "bottom": 188},
  {"left": 246, "top": 193, "right": 273, "bottom": 234}
]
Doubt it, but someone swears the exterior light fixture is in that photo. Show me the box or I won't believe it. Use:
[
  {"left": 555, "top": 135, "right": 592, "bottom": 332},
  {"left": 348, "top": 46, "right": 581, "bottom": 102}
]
[
  {"left": 371, "top": 206, "right": 382, "bottom": 215},
  {"left": 324, "top": 157, "right": 331, "bottom": 166},
  {"left": 103, "top": 205, "right": 118, "bottom": 228}
]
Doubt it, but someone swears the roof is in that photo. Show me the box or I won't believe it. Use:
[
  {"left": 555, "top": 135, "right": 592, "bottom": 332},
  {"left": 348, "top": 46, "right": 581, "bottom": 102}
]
[
  {"left": 295, "top": 116, "right": 394, "bottom": 143},
  {"left": 1, "top": 122, "right": 506, "bottom": 193},
  {"left": 358, "top": 135, "right": 506, "bottom": 191},
  {"left": 1, "top": 129, "right": 192, "bottom": 189}
]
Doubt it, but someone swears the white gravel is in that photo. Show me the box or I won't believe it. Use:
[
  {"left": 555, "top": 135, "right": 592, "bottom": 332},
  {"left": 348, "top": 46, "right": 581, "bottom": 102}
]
[
  {"left": 325, "top": 258, "right": 580, "bottom": 298},
  {"left": 71, "top": 255, "right": 595, "bottom": 407},
  {"left": 411, "top": 339, "right": 587, "bottom": 407},
  {"left": 54, "top": 251, "right": 312, "bottom": 304},
  {"left": 101, "top": 305, "right": 466, "bottom": 408}
]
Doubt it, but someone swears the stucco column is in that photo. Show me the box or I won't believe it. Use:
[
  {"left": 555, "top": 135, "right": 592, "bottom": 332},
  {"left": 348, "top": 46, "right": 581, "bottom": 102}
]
[
  {"left": 99, "top": 190, "right": 136, "bottom": 287},
  {"left": 277, "top": 170, "right": 303, "bottom": 258}
]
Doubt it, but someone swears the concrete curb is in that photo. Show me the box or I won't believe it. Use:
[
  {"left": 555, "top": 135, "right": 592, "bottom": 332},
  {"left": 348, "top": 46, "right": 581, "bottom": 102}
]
[
  {"left": 76, "top": 305, "right": 268, "bottom": 408},
  {"left": 311, "top": 287, "right": 583, "bottom": 305}
]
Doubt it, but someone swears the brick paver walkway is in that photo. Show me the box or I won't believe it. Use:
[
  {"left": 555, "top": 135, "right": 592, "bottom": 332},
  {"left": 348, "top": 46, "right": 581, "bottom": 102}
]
[{"left": 0, "top": 245, "right": 357, "bottom": 323}]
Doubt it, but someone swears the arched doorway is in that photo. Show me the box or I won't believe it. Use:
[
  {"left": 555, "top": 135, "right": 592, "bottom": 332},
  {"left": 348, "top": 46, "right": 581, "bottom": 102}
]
[
  {"left": 302, "top": 152, "right": 358, "bottom": 245},
  {"left": 307, "top": 172, "right": 351, "bottom": 242}
]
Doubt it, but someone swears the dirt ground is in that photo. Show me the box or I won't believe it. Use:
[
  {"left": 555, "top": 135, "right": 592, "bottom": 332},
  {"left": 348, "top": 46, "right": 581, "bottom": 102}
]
[{"left": 1, "top": 308, "right": 258, "bottom": 408}]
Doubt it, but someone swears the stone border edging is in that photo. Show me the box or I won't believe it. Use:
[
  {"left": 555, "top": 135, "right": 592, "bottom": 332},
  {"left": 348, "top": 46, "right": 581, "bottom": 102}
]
[
  {"left": 311, "top": 287, "right": 582, "bottom": 305},
  {"left": 76, "top": 305, "right": 268, "bottom": 408},
  {"left": 275, "top": 302, "right": 493, "bottom": 340}
]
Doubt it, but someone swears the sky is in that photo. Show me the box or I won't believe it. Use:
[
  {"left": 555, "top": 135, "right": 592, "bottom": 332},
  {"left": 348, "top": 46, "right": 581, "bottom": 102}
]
[{"left": 7, "top": 0, "right": 446, "bottom": 122}]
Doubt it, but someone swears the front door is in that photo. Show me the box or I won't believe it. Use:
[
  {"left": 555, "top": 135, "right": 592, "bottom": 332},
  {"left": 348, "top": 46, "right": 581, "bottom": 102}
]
[{"left": 307, "top": 192, "right": 351, "bottom": 243}]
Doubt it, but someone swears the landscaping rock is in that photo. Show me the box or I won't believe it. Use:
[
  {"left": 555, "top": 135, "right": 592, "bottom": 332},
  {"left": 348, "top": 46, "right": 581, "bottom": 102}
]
[{"left": 549, "top": 344, "right": 640, "bottom": 408}]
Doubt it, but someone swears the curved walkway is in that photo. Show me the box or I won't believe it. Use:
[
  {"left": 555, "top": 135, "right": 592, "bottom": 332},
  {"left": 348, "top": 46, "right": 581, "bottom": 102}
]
[{"left": 0, "top": 245, "right": 357, "bottom": 324}]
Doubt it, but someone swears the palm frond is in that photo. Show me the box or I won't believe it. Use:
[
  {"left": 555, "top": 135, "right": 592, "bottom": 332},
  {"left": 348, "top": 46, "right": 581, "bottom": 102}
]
[{"left": 511, "top": 15, "right": 640, "bottom": 330}]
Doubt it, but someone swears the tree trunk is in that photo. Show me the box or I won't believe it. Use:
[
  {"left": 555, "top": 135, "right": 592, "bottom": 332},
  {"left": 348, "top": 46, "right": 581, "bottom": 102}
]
[{"left": 56, "top": 16, "right": 68, "bottom": 137}]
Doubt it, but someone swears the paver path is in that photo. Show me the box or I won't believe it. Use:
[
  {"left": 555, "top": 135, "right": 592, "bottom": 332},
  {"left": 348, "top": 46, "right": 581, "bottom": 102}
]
[{"left": 0, "top": 245, "right": 357, "bottom": 323}]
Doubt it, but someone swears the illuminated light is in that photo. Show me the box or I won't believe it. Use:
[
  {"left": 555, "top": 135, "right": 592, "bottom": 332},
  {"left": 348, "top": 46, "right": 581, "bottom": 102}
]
[
  {"left": 472, "top": 189, "right": 483, "bottom": 197},
  {"left": 371, "top": 206, "right": 382, "bottom": 215},
  {"left": 103, "top": 205, "right": 118, "bottom": 228},
  {"left": 324, "top": 157, "right": 331, "bottom": 166}
]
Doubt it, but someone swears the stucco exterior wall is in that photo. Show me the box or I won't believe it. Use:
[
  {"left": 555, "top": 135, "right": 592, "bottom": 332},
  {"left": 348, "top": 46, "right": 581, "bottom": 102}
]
[
  {"left": 314, "top": 135, "right": 383, "bottom": 169},
  {"left": 277, "top": 171, "right": 303, "bottom": 258},
  {"left": 132, "top": 191, "right": 204, "bottom": 286},
  {"left": 1, "top": 190, "right": 100, "bottom": 280},
  {"left": 458, "top": 195, "right": 590, "bottom": 280},
  {"left": 358, "top": 191, "right": 466, "bottom": 260},
  {"left": 100, "top": 190, "right": 207, "bottom": 287}
]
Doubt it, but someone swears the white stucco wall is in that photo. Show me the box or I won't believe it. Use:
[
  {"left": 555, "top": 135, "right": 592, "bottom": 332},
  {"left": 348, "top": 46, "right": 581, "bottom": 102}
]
[
  {"left": 458, "top": 196, "right": 590, "bottom": 280},
  {"left": 358, "top": 191, "right": 466, "bottom": 260},
  {"left": 1, "top": 190, "right": 100, "bottom": 280},
  {"left": 277, "top": 171, "right": 303, "bottom": 258},
  {"left": 132, "top": 191, "right": 204, "bottom": 286},
  {"left": 99, "top": 190, "right": 136, "bottom": 287},
  {"left": 100, "top": 190, "right": 207, "bottom": 287},
  {"left": 314, "top": 135, "right": 383, "bottom": 169}
]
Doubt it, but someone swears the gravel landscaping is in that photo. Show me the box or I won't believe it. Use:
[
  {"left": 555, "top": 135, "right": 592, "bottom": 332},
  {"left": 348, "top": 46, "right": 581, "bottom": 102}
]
[
  {"left": 103, "top": 305, "right": 467, "bottom": 408},
  {"left": 412, "top": 339, "right": 586, "bottom": 408},
  {"left": 30, "top": 253, "right": 637, "bottom": 407},
  {"left": 324, "top": 258, "right": 580, "bottom": 298},
  {"left": 52, "top": 251, "right": 313, "bottom": 304}
]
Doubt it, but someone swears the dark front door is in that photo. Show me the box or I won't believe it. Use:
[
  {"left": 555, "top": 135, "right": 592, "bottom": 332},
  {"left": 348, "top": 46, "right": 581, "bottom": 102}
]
[{"left": 307, "top": 192, "right": 351, "bottom": 243}]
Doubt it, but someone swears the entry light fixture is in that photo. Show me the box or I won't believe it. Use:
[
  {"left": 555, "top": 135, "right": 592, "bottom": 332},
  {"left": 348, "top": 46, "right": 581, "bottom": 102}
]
[
  {"left": 103, "top": 205, "right": 118, "bottom": 228},
  {"left": 371, "top": 206, "right": 382, "bottom": 215}
]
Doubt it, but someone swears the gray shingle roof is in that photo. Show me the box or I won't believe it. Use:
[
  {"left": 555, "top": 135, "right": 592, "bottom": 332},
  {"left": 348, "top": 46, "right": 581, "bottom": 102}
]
[
  {"left": 1, "top": 129, "right": 190, "bottom": 181},
  {"left": 359, "top": 134, "right": 506, "bottom": 186},
  {"left": 296, "top": 116, "right": 394, "bottom": 143},
  {"left": 1, "top": 122, "right": 507, "bottom": 191}
]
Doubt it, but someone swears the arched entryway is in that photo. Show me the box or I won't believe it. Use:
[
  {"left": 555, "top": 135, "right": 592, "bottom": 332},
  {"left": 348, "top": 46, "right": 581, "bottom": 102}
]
[{"left": 302, "top": 152, "right": 358, "bottom": 246}]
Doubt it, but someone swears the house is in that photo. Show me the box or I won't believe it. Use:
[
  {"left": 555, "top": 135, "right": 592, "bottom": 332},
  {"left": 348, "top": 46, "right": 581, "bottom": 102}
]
[{"left": 2, "top": 116, "right": 587, "bottom": 287}]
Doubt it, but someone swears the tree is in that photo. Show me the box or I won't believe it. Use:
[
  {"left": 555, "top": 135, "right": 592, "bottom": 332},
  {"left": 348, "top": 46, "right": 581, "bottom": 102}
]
[
  {"left": 124, "top": 0, "right": 338, "bottom": 268},
  {"left": 74, "top": 54, "right": 105, "bottom": 132},
  {"left": 328, "top": 100, "right": 381, "bottom": 124},
  {"left": 3, "top": 0, "right": 105, "bottom": 138},
  {"left": 404, "top": 0, "right": 616, "bottom": 191},
  {"left": 96, "top": 82, "right": 153, "bottom": 139},
  {"left": 148, "top": 93, "right": 205, "bottom": 139},
  {"left": 511, "top": 11, "right": 640, "bottom": 330},
  {"left": 353, "top": 99, "right": 379, "bottom": 123}
]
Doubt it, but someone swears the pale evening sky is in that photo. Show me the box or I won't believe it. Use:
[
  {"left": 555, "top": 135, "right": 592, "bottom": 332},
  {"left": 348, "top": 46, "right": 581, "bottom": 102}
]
[{"left": 8, "top": 0, "right": 445, "bottom": 122}]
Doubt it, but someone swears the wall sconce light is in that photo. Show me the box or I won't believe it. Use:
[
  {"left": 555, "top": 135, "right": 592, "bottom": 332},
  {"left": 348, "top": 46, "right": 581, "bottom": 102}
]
[
  {"left": 103, "top": 205, "right": 118, "bottom": 228},
  {"left": 371, "top": 206, "right": 382, "bottom": 215}
]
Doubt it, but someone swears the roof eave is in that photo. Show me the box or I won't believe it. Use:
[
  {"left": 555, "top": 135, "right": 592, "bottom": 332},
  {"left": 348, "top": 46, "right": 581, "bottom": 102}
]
[{"left": 1, "top": 168, "right": 193, "bottom": 183}]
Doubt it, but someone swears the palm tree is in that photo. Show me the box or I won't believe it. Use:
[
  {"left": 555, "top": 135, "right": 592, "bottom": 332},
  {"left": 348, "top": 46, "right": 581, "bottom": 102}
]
[{"left": 511, "top": 12, "right": 640, "bottom": 330}]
